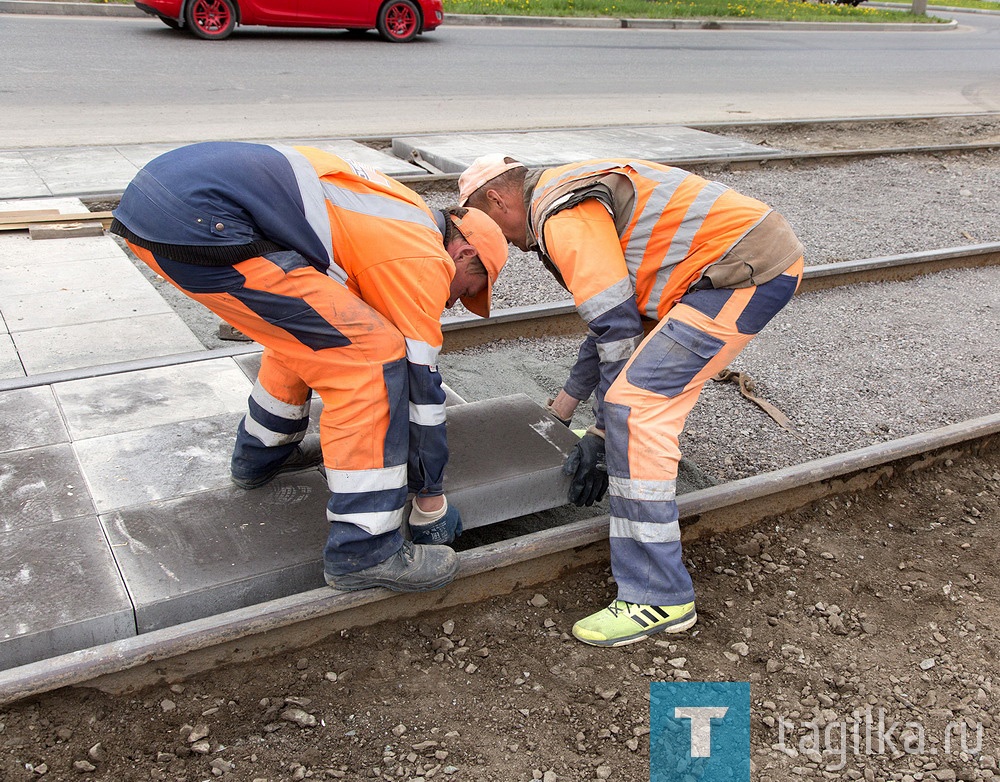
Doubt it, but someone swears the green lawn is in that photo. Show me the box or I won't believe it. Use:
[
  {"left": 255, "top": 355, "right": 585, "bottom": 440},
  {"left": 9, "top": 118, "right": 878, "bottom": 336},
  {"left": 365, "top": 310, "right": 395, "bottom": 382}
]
[{"left": 444, "top": 0, "right": 942, "bottom": 22}]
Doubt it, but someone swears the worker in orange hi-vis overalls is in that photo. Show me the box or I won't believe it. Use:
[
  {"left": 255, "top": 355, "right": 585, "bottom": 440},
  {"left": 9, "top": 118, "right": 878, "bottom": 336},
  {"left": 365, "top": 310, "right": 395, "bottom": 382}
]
[
  {"left": 460, "top": 155, "right": 804, "bottom": 646},
  {"left": 111, "top": 142, "right": 508, "bottom": 593}
]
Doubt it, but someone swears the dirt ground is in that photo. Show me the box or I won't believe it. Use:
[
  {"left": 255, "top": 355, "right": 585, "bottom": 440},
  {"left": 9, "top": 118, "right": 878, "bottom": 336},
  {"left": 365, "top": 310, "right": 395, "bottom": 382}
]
[
  {"left": 709, "top": 115, "right": 1000, "bottom": 152},
  {"left": 5, "top": 115, "right": 999, "bottom": 781},
  {"left": 2, "top": 448, "right": 998, "bottom": 782}
]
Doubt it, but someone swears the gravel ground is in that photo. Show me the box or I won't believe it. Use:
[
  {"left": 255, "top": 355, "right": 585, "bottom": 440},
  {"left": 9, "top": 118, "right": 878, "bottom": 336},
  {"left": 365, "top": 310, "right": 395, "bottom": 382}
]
[
  {"left": 121, "top": 134, "right": 1000, "bottom": 486},
  {"left": 14, "top": 120, "right": 990, "bottom": 782},
  {"left": 437, "top": 144, "right": 1000, "bottom": 485}
]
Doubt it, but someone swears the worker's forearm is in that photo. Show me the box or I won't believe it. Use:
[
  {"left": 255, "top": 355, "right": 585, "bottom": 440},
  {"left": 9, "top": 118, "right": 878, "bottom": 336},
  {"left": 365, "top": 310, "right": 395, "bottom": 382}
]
[{"left": 549, "top": 389, "right": 582, "bottom": 421}]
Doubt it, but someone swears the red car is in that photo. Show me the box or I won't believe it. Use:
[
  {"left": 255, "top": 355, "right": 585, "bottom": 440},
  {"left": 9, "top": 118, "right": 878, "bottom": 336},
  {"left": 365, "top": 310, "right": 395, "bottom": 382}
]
[{"left": 135, "top": 0, "right": 444, "bottom": 42}]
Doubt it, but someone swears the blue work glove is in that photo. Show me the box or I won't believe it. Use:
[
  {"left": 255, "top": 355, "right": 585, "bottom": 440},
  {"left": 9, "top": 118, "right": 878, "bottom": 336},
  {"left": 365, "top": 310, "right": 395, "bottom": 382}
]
[
  {"left": 409, "top": 497, "right": 463, "bottom": 545},
  {"left": 563, "top": 431, "right": 608, "bottom": 507}
]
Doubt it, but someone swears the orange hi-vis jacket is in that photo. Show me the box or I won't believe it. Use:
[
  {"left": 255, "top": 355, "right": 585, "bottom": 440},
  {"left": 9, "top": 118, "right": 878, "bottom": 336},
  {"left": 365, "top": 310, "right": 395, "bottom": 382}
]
[
  {"left": 112, "top": 142, "right": 455, "bottom": 496},
  {"left": 529, "top": 159, "right": 776, "bottom": 321},
  {"left": 293, "top": 147, "right": 453, "bottom": 369},
  {"left": 525, "top": 159, "right": 797, "bottom": 430}
]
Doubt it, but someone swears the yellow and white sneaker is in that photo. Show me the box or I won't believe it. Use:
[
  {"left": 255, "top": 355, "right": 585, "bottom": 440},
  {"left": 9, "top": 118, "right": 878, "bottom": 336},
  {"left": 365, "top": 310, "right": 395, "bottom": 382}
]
[{"left": 572, "top": 600, "right": 697, "bottom": 647}]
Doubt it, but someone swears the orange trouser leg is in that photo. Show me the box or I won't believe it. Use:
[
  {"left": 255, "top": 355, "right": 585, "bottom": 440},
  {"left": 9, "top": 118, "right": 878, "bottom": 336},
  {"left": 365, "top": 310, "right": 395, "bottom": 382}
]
[
  {"left": 604, "top": 258, "right": 804, "bottom": 605},
  {"left": 130, "top": 244, "right": 409, "bottom": 573}
]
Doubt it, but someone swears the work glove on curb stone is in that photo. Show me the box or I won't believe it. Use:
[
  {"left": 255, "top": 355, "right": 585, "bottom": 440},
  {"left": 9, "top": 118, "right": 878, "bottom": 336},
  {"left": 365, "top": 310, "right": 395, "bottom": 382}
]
[
  {"left": 409, "top": 496, "right": 463, "bottom": 545},
  {"left": 545, "top": 397, "right": 572, "bottom": 427},
  {"left": 563, "top": 431, "right": 609, "bottom": 507}
]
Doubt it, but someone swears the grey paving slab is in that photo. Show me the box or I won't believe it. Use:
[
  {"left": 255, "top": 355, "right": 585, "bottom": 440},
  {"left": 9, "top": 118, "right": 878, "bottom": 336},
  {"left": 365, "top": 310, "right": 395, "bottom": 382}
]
[
  {"left": 115, "top": 143, "right": 184, "bottom": 171},
  {"left": 0, "top": 233, "right": 123, "bottom": 269},
  {"left": 0, "top": 334, "right": 22, "bottom": 380},
  {"left": 56, "top": 358, "right": 252, "bottom": 440},
  {"left": 12, "top": 312, "right": 204, "bottom": 375},
  {"left": 102, "top": 472, "right": 329, "bottom": 633},
  {"left": 0, "top": 516, "right": 134, "bottom": 671},
  {"left": 0, "top": 251, "right": 149, "bottom": 298},
  {"left": 73, "top": 412, "right": 250, "bottom": 513},
  {"left": 285, "top": 139, "right": 425, "bottom": 179},
  {"left": 233, "top": 352, "right": 464, "bottom": 408},
  {"left": 443, "top": 394, "right": 579, "bottom": 529},
  {"left": 3, "top": 142, "right": 420, "bottom": 201},
  {"left": 0, "top": 276, "right": 173, "bottom": 332},
  {"left": 0, "top": 386, "right": 69, "bottom": 452},
  {"left": 391, "top": 126, "right": 784, "bottom": 174},
  {"left": 0, "top": 152, "right": 49, "bottom": 199},
  {"left": 20, "top": 146, "right": 143, "bottom": 195},
  {"left": 0, "top": 444, "right": 96, "bottom": 534}
]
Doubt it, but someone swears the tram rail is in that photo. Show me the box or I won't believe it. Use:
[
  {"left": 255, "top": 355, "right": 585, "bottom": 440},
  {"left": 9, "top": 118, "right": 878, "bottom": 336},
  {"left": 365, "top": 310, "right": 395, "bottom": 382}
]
[
  {"left": 1, "top": 237, "right": 987, "bottom": 394},
  {"left": 2, "top": 123, "right": 998, "bottom": 705},
  {"left": 1, "top": 410, "right": 996, "bottom": 707}
]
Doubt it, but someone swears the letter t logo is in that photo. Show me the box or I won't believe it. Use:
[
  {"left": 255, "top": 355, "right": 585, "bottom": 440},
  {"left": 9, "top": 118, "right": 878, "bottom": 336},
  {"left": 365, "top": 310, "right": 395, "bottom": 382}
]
[{"left": 674, "top": 706, "right": 729, "bottom": 757}]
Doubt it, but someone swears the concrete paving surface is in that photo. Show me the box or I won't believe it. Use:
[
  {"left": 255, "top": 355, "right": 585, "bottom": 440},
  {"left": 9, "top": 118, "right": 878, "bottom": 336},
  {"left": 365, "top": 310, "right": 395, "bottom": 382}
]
[{"left": 0, "top": 125, "right": 758, "bottom": 672}]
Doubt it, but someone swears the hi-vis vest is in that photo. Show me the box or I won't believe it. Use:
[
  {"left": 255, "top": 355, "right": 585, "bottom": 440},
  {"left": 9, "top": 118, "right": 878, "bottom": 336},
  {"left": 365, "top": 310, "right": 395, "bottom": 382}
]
[
  {"left": 529, "top": 159, "right": 778, "bottom": 320},
  {"left": 290, "top": 146, "right": 452, "bottom": 365}
]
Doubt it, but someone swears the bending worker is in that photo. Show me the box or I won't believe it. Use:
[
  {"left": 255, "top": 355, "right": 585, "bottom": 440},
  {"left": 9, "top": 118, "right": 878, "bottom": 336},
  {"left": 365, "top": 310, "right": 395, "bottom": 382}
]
[
  {"left": 112, "top": 142, "right": 507, "bottom": 593},
  {"left": 460, "top": 155, "right": 803, "bottom": 646}
]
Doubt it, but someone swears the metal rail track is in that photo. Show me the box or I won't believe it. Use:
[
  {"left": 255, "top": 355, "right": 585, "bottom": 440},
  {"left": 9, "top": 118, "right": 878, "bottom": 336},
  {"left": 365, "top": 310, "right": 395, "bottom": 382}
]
[
  {"left": 444, "top": 242, "right": 1000, "bottom": 350},
  {"left": 0, "top": 241, "right": 997, "bottom": 394},
  {"left": 1, "top": 134, "right": 999, "bottom": 701},
  {"left": 1, "top": 412, "right": 997, "bottom": 707}
]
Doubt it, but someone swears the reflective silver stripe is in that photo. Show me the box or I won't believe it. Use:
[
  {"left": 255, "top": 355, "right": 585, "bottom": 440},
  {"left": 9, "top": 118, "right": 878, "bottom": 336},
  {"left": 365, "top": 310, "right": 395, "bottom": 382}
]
[
  {"left": 609, "top": 515, "right": 681, "bottom": 544},
  {"left": 577, "top": 277, "right": 634, "bottom": 323},
  {"left": 405, "top": 338, "right": 440, "bottom": 367},
  {"left": 321, "top": 181, "right": 438, "bottom": 233},
  {"left": 326, "top": 464, "right": 407, "bottom": 494},
  {"left": 621, "top": 164, "right": 692, "bottom": 280},
  {"left": 597, "top": 335, "right": 642, "bottom": 364},
  {"left": 250, "top": 379, "right": 310, "bottom": 421},
  {"left": 610, "top": 475, "right": 677, "bottom": 502},
  {"left": 409, "top": 401, "right": 446, "bottom": 427},
  {"left": 642, "top": 180, "right": 729, "bottom": 319},
  {"left": 243, "top": 416, "right": 305, "bottom": 447},
  {"left": 326, "top": 506, "right": 405, "bottom": 536},
  {"left": 271, "top": 145, "right": 337, "bottom": 275}
]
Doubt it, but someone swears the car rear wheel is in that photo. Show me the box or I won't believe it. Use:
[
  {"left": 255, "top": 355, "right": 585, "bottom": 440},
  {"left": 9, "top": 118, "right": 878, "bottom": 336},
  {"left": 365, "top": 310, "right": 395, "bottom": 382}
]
[
  {"left": 185, "top": 0, "right": 237, "bottom": 40},
  {"left": 377, "top": 0, "right": 420, "bottom": 43}
]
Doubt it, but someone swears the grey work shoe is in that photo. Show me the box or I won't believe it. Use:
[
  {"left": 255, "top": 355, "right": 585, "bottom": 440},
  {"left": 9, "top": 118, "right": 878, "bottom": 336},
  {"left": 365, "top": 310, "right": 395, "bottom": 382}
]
[
  {"left": 325, "top": 541, "right": 459, "bottom": 593},
  {"left": 231, "top": 435, "right": 323, "bottom": 490}
]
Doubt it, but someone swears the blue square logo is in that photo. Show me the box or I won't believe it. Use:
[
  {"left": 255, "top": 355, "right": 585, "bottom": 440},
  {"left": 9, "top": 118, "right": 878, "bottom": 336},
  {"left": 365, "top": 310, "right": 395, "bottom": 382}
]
[{"left": 650, "top": 682, "right": 750, "bottom": 782}]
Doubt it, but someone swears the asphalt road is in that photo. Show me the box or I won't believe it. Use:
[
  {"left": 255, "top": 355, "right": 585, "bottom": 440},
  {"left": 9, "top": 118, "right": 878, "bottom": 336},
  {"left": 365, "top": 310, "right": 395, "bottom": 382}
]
[{"left": 0, "top": 11, "right": 999, "bottom": 147}]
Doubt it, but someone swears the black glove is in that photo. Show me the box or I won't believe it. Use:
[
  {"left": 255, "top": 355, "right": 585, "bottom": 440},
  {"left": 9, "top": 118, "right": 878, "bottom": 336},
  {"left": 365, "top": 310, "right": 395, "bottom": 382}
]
[{"left": 563, "top": 432, "right": 608, "bottom": 507}]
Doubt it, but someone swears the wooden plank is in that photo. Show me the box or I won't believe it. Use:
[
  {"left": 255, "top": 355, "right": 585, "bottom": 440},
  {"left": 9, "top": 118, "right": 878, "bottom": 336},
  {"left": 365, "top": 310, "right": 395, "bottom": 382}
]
[
  {"left": 0, "top": 209, "right": 61, "bottom": 221},
  {"left": 0, "top": 212, "right": 114, "bottom": 232},
  {"left": 29, "top": 222, "right": 106, "bottom": 240}
]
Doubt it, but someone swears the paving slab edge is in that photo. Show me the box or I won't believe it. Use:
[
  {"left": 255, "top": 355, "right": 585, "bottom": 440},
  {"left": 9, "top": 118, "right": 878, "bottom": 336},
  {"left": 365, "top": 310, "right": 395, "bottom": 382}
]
[{"left": 1, "top": 412, "right": 997, "bottom": 707}]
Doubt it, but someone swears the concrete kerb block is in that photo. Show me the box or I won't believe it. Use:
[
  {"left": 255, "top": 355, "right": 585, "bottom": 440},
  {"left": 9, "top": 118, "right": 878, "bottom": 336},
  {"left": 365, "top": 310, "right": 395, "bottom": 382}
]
[{"left": 442, "top": 394, "right": 580, "bottom": 530}]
